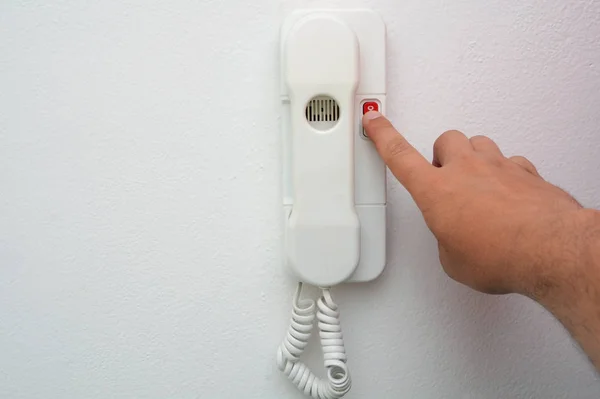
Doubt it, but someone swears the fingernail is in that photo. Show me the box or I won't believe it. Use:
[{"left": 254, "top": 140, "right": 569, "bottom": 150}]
[{"left": 364, "top": 110, "right": 383, "bottom": 121}]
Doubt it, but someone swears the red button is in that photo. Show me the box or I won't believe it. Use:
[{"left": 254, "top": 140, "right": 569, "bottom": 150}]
[{"left": 362, "top": 101, "right": 379, "bottom": 115}]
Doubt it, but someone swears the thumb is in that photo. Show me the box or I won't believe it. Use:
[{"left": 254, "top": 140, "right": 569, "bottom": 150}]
[{"left": 363, "top": 111, "right": 435, "bottom": 195}]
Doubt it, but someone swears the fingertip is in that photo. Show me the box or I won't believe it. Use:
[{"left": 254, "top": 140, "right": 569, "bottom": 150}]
[
  {"left": 362, "top": 111, "right": 392, "bottom": 142},
  {"left": 363, "top": 110, "right": 383, "bottom": 123}
]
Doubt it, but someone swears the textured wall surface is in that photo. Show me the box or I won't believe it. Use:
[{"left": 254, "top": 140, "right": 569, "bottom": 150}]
[{"left": 1, "top": 1, "right": 600, "bottom": 398}]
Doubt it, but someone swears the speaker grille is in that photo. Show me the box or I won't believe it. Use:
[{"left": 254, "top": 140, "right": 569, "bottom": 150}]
[{"left": 305, "top": 96, "right": 340, "bottom": 123}]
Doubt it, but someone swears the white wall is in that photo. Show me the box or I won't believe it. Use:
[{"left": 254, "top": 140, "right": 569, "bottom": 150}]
[{"left": 1, "top": 1, "right": 599, "bottom": 398}]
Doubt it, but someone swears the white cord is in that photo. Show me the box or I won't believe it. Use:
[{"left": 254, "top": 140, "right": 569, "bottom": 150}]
[{"left": 277, "top": 283, "right": 352, "bottom": 399}]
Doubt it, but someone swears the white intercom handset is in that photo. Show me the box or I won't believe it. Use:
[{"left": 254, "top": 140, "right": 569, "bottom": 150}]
[{"left": 277, "top": 9, "right": 387, "bottom": 398}]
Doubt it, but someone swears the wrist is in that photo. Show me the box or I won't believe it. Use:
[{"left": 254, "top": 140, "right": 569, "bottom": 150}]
[
  {"left": 526, "top": 208, "right": 600, "bottom": 369},
  {"left": 526, "top": 208, "right": 600, "bottom": 304}
]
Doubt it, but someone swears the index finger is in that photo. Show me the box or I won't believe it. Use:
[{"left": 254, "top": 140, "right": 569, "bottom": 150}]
[{"left": 363, "top": 111, "right": 436, "bottom": 196}]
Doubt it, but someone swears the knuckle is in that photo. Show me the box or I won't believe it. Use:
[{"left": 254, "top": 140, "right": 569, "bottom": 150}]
[
  {"left": 470, "top": 135, "right": 493, "bottom": 145},
  {"left": 470, "top": 134, "right": 487, "bottom": 141},
  {"left": 434, "top": 130, "right": 465, "bottom": 148},
  {"left": 509, "top": 155, "right": 539, "bottom": 172},
  {"left": 442, "top": 129, "right": 466, "bottom": 139},
  {"left": 433, "top": 133, "right": 447, "bottom": 148}
]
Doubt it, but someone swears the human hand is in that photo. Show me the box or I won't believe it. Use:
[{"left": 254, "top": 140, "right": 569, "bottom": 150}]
[{"left": 363, "top": 111, "right": 585, "bottom": 296}]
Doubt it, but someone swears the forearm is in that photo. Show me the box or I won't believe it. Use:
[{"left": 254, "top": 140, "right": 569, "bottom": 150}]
[{"left": 531, "top": 209, "right": 600, "bottom": 370}]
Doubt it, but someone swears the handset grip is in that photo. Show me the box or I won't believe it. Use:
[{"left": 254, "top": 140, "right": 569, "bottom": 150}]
[{"left": 284, "top": 14, "right": 360, "bottom": 287}]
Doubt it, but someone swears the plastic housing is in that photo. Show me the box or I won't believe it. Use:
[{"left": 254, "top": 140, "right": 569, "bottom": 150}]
[{"left": 281, "top": 9, "right": 387, "bottom": 286}]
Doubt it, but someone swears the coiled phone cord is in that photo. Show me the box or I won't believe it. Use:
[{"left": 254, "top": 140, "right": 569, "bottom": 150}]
[{"left": 276, "top": 283, "right": 352, "bottom": 399}]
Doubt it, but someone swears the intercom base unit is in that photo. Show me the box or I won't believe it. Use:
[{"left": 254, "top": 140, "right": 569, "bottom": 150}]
[{"left": 280, "top": 9, "right": 387, "bottom": 286}]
